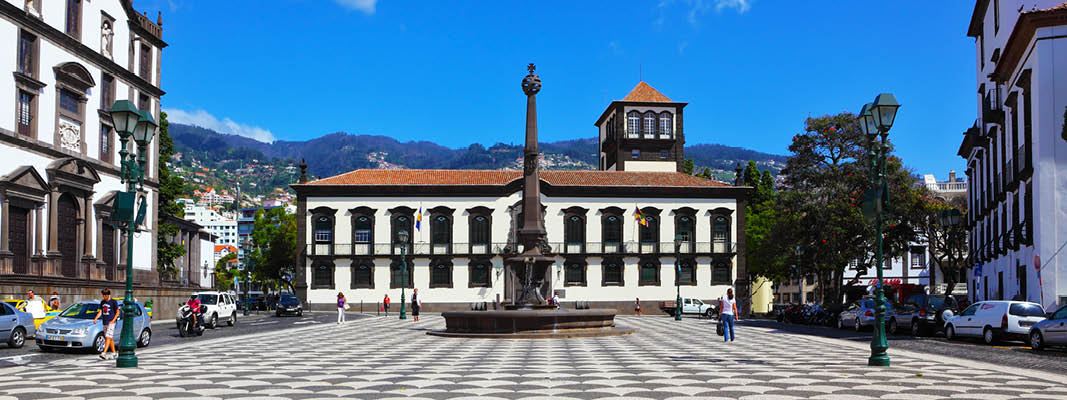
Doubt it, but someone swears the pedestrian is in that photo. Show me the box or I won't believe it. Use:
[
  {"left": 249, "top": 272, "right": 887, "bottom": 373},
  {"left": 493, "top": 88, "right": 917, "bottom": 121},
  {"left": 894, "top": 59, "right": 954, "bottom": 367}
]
[
  {"left": 635, "top": 298, "right": 642, "bottom": 315},
  {"left": 24, "top": 289, "right": 45, "bottom": 319},
  {"left": 719, "top": 288, "right": 739, "bottom": 342},
  {"left": 336, "top": 292, "right": 346, "bottom": 324},
  {"left": 383, "top": 294, "right": 390, "bottom": 316},
  {"left": 411, "top": 289, "right": 421, "bottom": 322},
  {"left": 92, "top": 289, "right": 120, "bottom": 360},
  {"left": 48, "top": 292, "right": 60, "bottom": 311},
  {"left": 552, "top": 293, "right": 560, "bottom": 310}
]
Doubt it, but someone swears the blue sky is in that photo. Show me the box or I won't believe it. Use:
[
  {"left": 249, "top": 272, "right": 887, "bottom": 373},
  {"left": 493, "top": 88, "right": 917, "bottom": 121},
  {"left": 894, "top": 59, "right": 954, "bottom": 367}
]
[{"left": 145, "top": 0, "right": 976, "bottom": 178}]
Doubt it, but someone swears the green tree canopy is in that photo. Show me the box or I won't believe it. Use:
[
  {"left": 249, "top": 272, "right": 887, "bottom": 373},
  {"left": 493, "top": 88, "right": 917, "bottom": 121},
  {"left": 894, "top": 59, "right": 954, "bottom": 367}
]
[{"left": 248, "top": 208, "right": 299, "bottom": 293}]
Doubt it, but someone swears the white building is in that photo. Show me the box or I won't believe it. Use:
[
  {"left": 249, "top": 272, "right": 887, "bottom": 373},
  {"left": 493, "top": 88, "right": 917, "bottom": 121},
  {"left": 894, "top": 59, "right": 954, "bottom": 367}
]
[
  {"left": 293, "top": 80, "right": 759, "bottom": 314},
  {"left": 959, "top": 0, "right": 1067, "bottom": 310},
  {"left": 183, "top": 201, "right": 238, "bottom": 246},
  {"left": 0, "top": 0, "right": 166, "bottom": 289},
  {"left": 922, "top": 171, "right": 968, "bottom": 199}
]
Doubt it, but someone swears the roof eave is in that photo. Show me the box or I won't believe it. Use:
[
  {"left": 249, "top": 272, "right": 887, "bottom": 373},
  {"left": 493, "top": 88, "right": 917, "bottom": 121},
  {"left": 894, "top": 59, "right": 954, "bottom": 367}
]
[{"left": 967, "top": 0, "right": 990, "bottom": 37}]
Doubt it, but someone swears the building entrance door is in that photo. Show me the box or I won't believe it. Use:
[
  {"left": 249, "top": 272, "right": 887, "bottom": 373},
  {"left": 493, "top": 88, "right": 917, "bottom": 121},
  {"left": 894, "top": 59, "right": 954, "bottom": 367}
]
[
  {"left": 9, "top": 205, "right": 30, "bottom": 274},
  {"left": 57, "top": 194, "right": 79, "bottom": 278}
]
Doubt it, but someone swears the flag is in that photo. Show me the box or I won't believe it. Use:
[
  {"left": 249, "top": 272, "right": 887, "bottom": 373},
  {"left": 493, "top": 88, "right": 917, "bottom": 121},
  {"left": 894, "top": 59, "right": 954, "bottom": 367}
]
[
  {"left": 415, "top": 207, "right": 423, "bottom": 231},
  {"left": 634, "top": 206, "right": 647, "bottom": 227}
]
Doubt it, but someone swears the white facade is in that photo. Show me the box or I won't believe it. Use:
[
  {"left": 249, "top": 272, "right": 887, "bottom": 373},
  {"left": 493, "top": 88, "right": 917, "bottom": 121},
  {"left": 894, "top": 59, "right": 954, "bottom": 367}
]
[
  {"left": 0, "top": 0, "right": 165, "bottom": 282},
  {"left": 199, "top": 232, "right": 213, "bottom": 288},
  {"left": 183, "top": 202, "right": 238, "bottom": 246},
  {"left": 961, "top": 0, "right": 1067, "bottom": 310},
  {"left": 299, "top": 189, "right": 744, "bottom": 311}
]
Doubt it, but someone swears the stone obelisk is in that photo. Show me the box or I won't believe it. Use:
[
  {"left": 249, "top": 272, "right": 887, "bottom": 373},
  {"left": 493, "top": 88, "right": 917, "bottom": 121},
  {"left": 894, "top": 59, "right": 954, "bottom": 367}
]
[{"left": 506, "top": 63, "right": 555, "bottom": 306}]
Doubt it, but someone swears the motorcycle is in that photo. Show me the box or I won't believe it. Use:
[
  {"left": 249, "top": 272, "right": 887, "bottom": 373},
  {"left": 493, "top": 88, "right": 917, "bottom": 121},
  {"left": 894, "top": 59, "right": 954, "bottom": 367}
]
[{"left": 176, "top": 304, "right": 206, "bottom": 337}]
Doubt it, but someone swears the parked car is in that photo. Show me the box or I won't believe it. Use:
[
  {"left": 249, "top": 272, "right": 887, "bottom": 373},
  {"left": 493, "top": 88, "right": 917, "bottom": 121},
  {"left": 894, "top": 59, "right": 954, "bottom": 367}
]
[
  {"left": 1030, "top": 304, "right": 1067, "bottom": 351},
  {"left": 275, "top": 294, "right": 303, "bottom": 317},
  {"left": 192, "top": 291, "right": 238, "bottom": 329},
  {"left": 944, "top": 300, "right": 1045, "bottom": 344},
  {"left": 892, "top": 293, "right": 959, "bottom": 336},
  {"left": 660, "top": 298, "right": 717, "bottom": 318},
  {"left": 837, "top": 299, "right": 892, "bottom": 331},
  {"left": 36, "top": 301, "right": 152, "bottom": 353},
  {"left": 2, "top": 299, "right": 59, "bottom": 330},
  {"left": 0, "top": 301, "right": 36, "bottom": 348}
]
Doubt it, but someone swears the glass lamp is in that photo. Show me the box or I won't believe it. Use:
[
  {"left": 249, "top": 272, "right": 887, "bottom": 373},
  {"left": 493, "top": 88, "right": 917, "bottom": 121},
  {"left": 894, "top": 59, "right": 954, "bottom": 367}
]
[
  {"left": 871, "top": 93, "right": 900, "bottom": 132},
  {"left": 108, "top": 100, "right": 140, "bottom": 138}
]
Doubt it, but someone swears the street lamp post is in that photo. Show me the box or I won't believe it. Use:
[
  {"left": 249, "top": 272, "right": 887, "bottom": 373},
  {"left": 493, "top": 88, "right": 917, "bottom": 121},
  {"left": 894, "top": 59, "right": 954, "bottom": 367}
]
[
  {"left": 859, "top": 94, "right": 900, "bottom": 367},
  {"left": 398, "top": 230, "right": 409, "bottom": 320},
  {"left": 794, "top": 245, "right": 804, "bottom": 303},
  {"left": 107, "top": 100, "right": 156, "bottom": 368},
  {"left": 674, "top": 234, "right": 683, "bottom": 321},
  {"left": 936, "top": 209, "right": 962, "bottom": 292},
  {"left": 242, "top": 238, "right": 251, "bottom": 316}
]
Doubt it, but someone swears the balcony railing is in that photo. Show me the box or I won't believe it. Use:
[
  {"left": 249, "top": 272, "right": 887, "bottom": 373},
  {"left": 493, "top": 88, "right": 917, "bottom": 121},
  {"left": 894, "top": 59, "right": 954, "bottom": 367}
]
[
  {"left": 1015, "top": 144, "right": 1032, "bottom": 180},
  {"left": 308, "top": 241, "right": 738, "bottom": 257},
  {"left": 1005, "top": 159, "right": 1017, "bottom": 191},
  {"left": 982, "top": 93, "right": 1005, "bottom": 125},
  {"left": 625, "top": 129, "right": 674, "bottom": 140}
]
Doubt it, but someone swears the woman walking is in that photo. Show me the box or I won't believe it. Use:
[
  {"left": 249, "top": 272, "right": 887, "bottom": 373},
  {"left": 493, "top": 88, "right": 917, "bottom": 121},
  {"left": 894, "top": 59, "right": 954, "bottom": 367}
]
[
  {"left": 720, "top": 288, "right": 739, "bottom": 342},
  {"left": 411, "top": 288, "right": 421, "bottom": 322},
  {"left": 337, "top": 292, "right": 346, "bottom": 324}
]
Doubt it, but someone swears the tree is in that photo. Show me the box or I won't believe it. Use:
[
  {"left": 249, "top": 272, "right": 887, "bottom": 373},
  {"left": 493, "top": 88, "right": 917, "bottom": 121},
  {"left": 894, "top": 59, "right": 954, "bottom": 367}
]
[
  {"left": 920, "top": 195, "right": 968, "bottom": 296},
  {"left": 156, "top": 111, "right": 185, "bottom": 280},
  {"left": 248, "top": 208, "right": 299, "bottom": 294},
  {"left": 214, "top": 253, "right": 238, "bottom": 291},
  {"left": 681, "top": 158, "right": 695, "bottom": 175},
  {"left": 698, "top": 168, "right": 712, "bottom": 179}
]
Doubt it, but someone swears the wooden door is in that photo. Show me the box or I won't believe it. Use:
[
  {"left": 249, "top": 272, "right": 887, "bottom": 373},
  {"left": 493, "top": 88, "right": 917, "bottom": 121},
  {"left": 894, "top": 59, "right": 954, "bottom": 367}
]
[
  {"left": 57, "top": 194, "right": 79, "bottom": 277},
  {"left": 9, "top": 205, "right": 30, "bottom": 274},
  {"left": 102, "top": 223, "right": 115, "bottom": 280}
]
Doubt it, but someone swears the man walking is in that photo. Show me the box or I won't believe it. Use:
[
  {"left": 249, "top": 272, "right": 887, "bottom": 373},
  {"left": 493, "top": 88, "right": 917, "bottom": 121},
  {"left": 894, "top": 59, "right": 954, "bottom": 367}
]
[{"left": 92, "top": 289, "right": 120, "bottom": 360}]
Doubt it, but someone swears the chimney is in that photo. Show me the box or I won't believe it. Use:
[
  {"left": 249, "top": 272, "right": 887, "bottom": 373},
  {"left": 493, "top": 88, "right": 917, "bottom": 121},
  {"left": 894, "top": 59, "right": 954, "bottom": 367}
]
[
  {"left": 948, "top": 170, "right": 956, "bottom": 182},
  {"left": 157, "top": 11, "right": 162, "bottom": 27}
]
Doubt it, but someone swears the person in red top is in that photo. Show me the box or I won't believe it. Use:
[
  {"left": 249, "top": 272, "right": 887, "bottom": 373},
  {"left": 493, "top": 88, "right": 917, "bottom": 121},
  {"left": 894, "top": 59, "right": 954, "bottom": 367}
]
[
  {"left": 383, "top": 294, "right": 391, "bottom": 316},
  {"left": 186, "top": 295, "right": 201, "bottom": 327}
]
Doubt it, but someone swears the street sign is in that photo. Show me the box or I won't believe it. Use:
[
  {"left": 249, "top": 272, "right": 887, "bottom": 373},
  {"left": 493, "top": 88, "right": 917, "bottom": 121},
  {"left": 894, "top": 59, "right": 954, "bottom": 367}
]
[
  {"left": 113, "top": 191, "right": 135, "bottom": 222},
  {"left": 134, "top": 196, "right": 147, "bottom": 227}
]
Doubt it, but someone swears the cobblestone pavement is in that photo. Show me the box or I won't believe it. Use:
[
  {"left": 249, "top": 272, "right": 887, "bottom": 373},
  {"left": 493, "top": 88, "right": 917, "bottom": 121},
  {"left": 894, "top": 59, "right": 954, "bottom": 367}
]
[{"left": 1, "top": 315, "right": 1065, "bottom": 400}]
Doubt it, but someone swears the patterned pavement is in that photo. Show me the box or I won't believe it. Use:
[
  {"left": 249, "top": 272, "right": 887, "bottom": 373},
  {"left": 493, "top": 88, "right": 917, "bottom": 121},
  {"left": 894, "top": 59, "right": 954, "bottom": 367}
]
[{"left": 1, "top": 315, "right": 1065, "bottom": 399}]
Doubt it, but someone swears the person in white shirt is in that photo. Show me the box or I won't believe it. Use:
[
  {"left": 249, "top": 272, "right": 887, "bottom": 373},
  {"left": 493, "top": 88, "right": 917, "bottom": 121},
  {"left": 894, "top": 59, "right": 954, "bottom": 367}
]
[{"left": 719, "top": 288, "right": 739, "bottom": 342}]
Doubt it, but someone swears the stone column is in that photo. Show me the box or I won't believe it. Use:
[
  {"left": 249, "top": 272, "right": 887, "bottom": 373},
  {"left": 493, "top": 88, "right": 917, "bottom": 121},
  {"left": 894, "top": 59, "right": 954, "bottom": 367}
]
[
  {"left": 47, "top": 188, "right": 58, "bottom": 254},
  {"left": 34, "top": 204, "right": 43, "bottom": 256},
  {"left": 94, "top": 213, "right": 103, "bottom": 259},
  {"left": 1, "top": 194, "right": 10, "bottom": 253},
  {"left": 82, "top": 195, "right": 93, "bottom": 258}
]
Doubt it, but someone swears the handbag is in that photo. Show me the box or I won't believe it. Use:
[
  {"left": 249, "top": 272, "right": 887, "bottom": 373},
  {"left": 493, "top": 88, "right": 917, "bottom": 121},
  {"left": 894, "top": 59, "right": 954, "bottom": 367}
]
[
  {"left": 343, "top": 303, "right": 351, "bottom": 311},
  {"left": 716, "top": 320, "right": 724, "bottom": 336}
]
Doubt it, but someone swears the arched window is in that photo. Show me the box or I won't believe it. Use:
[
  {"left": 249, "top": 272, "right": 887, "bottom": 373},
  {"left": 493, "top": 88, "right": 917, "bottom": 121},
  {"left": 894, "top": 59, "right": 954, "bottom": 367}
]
[
  {"left": 643, "top": 111, "right": 656, "bottom": 137},
  {"left": 564, "top": 260, "right": 586, "bottom": 286},
  {"left": 430, "top": 260, "right": 453, "bottom": 288},
  {"left": 390, "top": 258, "right": 413, "bottom": 288},
  {"left": 678, "top": 259, "right": 696, "bottom": 285},
  {"left": 659, "top": 112, "right": 673, "bottom": 138},
  {"left": 314, "top": 215, "right": 333, "bottom": 243},
  {"left": 712, "top": 215, "right": 731, "bottom": 253},
  {"left": 468, "top": 260, "right": 491, "bottom": 288},
  {"left": 712, "top": 261, "right": 731, "bottom": 284},
  {"left": 639, "top": 259, "right": 660, "bottom": 286},
  {"left": 602, "top": 213, "right": 623, "bottom": 253},
  {"left": 311, "top": 262, "right": 334, "bottom": 289},
  {"left": 564, "top": 214, "right": 585, "bottom": 253},
  {"left": 469, "top": 211, "right": 491, "bottom": 254},
  {"left": 353, "top": 215, "right": 372, "bottom": 253},
  {"left": 627, "top": 111, "right": 640, "bottom": 137},
  {"left": 431, "top": 214, "right": 452, "bottom": 254},
  {"left": 639, "top": 215, "right": 659, "bottom": 253},
  {"left": 675, "top": 214, "right": 695, "bottom": 253},
  {"left": 602, "top": 258, "right": 624, "bottom": 286},
  {"left": 390, "top": 208, "right": 414, "bottom": 254},
  {"left": 54, "top": 62, "right": 94, "bottom": 155},
  {"left": 351, "top": 260, "right": 374, "bottom": 289}
]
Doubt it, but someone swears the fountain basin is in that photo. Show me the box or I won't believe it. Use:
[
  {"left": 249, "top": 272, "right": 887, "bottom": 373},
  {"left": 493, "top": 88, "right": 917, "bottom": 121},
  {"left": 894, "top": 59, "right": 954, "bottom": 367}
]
[{"left": 428, "top": 309, "right": 634, "bottom": 338}]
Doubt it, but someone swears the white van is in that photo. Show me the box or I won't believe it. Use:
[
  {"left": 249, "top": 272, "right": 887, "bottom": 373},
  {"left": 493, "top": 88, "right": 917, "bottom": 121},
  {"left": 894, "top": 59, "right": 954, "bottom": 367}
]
[{"left": 944, "top": 300, "right": 1046, "bottom": 344}]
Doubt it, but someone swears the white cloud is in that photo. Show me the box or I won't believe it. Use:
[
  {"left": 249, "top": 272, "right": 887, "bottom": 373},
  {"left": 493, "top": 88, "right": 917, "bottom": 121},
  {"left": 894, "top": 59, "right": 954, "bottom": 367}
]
[
  {"left": 335, "top": 0, "right": 377, "bottom": 14},
  {"left": 714, "top": 0, "right": 751, "bottom": 14},
  {"left": 163, "top": 108, "right": 276, "bottom": 143}
]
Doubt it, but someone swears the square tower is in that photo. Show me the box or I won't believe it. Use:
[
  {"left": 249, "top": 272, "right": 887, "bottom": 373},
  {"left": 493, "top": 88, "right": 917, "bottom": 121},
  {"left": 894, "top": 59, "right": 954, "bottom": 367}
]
[{"left": 594, "top": 82, "right": 687, "bottom": 172}]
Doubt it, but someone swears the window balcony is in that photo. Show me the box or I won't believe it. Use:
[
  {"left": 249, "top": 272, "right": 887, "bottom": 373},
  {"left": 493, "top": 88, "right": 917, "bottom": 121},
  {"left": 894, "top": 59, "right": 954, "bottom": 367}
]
[
  {"left": 995, "top": 171, "right": 1004, "bottom": 202},
  {"left": 310, "top": 241, "right": 740, "bottom": 258},
  {"left": 1005, "top": 159, "right": 1018, "bottom": 191},
  {"left": 1016, "top": 144, "right": 1032, "bottom": 180},
  {"left": 982, "top": 94, "right": 1005, "bottom": 126}
]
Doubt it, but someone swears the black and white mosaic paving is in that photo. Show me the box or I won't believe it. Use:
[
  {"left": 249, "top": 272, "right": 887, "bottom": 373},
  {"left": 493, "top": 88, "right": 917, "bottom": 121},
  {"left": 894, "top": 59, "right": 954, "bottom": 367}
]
[{"left": 1, "top": 315, "right": 1064, "bottom": 399}]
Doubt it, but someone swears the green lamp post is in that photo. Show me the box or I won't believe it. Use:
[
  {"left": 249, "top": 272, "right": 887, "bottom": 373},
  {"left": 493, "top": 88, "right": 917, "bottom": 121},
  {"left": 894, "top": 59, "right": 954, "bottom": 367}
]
[
  {"left": 107, "top": 100, "right": 156, "bottom": 368},
  {"left": 242, "top": 238, "right": 251, "bottom": 316},
  {"left": 858, "top": 93, "right": 900, "bottom": 367},
  {"left": 674, "top": 234, "right": 684, "bottom": 321},
  {"left": 398, "top": 229, "right": 409, "bottom": 320}
]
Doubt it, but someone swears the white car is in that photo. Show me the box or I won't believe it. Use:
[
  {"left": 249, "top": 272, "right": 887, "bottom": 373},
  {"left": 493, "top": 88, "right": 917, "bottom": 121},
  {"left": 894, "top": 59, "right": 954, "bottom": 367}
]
[
  {"left": 944, "top": 300, "right": 1046, "bottom": 344},
  {"left": 192, "top": 292, "right": 238, "bottom": 329}
]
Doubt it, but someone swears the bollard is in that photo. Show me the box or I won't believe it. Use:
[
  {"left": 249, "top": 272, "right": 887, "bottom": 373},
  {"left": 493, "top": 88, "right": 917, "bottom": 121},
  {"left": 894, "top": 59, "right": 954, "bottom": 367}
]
[
  {"left": 360, "top": 300, "right": 363, "bottom": 313},
  {"left": 377, "top": 302, "right": 380, "bottom": 316}
]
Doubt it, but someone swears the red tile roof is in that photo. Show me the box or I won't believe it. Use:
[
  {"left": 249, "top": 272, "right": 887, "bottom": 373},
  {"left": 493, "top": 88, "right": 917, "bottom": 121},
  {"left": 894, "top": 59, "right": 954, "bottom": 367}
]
[
  {"left": 214, "top": 245, "right": 237, "bottom": 253},
  {"left": 621, "top": 81, "right": 673, "bottom": 103},
  {"left": 307, "top": 169, "right": 729, "bottom": 188}
]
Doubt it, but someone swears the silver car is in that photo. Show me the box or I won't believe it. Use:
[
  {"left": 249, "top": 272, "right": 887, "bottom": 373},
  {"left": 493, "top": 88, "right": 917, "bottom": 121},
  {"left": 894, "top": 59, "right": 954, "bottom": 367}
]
[
  {"left": 0, "top": 301, "right": 36, "bottom": 348},
  {"left": 838, "top": 299, "right": 892, "bottom": 331},
  {"left": 36, "top": 301, "right": 152, "bottom": 353},
  {"left": 1030, "top": 304, "right": 1067, "bottom": 351}
]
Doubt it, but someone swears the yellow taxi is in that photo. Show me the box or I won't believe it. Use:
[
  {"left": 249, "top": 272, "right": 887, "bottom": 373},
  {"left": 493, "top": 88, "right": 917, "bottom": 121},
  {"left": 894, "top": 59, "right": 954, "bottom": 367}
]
[{"left": 2, "top": 299, "right": 60, "bottom": 329}]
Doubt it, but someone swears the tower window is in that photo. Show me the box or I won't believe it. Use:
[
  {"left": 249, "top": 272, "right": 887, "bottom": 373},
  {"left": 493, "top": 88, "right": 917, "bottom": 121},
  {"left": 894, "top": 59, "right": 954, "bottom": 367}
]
[
  {"left": 660, "top": 150, "right": 669, "bottom": 159},
  {"left": 659, "top": 112, "right": 672, "bottom": 137},
  {"left": 643, "top": 112, "right": 655, "bottom": 137},
  {"left": 632, "top": 149, "right": 640, "bottom": 159},
  {"left": 627, "top": 111, "right": 640, "bottom": 137}
]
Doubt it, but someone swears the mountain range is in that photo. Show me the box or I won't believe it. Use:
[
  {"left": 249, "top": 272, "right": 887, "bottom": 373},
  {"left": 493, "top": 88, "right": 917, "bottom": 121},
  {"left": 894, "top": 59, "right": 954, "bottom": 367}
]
[{"left": 168, "top": 123, "right": 787, "bottom": 190}]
